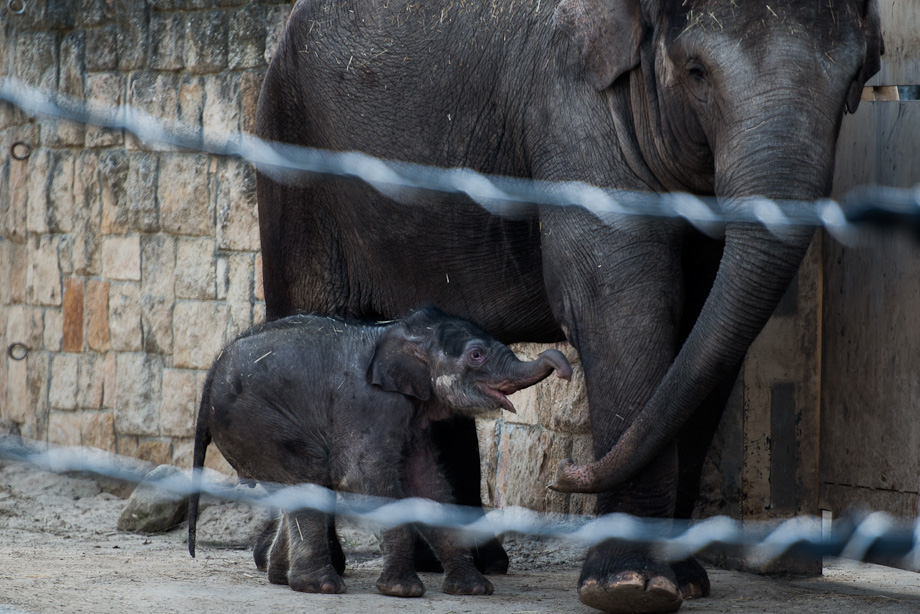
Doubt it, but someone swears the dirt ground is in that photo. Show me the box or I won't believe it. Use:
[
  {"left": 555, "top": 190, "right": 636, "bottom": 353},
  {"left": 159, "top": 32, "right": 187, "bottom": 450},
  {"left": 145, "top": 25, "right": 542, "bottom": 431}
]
[{"left": 2, "top": 459, "right": 920, "bottom": 614}]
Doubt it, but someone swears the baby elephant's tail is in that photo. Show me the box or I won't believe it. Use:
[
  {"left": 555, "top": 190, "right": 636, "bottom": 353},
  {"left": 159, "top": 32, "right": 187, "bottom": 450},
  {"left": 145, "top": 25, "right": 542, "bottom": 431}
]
[{"left": 188, "top": 370, "right": 214, "bottom": 558}]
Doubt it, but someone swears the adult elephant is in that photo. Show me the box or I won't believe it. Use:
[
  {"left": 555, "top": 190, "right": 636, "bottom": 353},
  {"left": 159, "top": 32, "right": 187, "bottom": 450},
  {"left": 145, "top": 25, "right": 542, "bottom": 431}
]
[{"left": 255, "top": 0, "right": 882, "bottom": 612}]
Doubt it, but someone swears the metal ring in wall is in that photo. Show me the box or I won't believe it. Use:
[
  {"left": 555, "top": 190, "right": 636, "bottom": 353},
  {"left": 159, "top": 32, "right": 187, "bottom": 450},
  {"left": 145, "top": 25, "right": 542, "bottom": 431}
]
[
  {"left": 7, "top": 0, "right": 26, "bottom": 15},
  {"left": 7, "top": 343, "right": 29, "bottom": 361},
  {"left": 10, "top": 141, "right": 31, "bottom": 160}
]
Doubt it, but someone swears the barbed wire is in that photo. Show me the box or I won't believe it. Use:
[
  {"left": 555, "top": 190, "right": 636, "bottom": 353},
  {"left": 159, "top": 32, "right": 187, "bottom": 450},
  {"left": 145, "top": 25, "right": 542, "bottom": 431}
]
[
  {"left": 2, "top": 434, "right": 918, "bottom": 569},
  {"left": 3, "top": 79, "right": 920, "bottom": 571},
  {"left": 2, "top": 77, "right": 919, "bottom": 244}
]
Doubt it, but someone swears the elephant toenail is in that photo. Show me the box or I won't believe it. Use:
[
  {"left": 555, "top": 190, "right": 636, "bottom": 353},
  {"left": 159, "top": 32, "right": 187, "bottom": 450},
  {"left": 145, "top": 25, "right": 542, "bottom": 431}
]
[
  {"left": 612, "top": 571, "right": 644, "bottom": 587},
  {"left": 646, "top": 576, "right": 678, "bottom": 595}
]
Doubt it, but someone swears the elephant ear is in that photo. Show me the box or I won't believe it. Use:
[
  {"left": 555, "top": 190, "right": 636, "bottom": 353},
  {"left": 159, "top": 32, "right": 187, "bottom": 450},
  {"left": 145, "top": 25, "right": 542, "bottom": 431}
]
[
  {"left": 846, "top": 0, "right": 885, "bottom": 114},
  {"left": 553, "top": 0, "right": 643, "bottom": 91},
  {"left": 368, "top": 326, "right": 432, "bottom": 401}
]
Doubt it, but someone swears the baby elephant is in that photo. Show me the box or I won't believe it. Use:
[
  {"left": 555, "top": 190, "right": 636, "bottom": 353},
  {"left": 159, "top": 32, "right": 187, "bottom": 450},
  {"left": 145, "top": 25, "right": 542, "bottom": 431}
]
[{"left": 188, "top": 305, "right": 572, "bottom": 597}]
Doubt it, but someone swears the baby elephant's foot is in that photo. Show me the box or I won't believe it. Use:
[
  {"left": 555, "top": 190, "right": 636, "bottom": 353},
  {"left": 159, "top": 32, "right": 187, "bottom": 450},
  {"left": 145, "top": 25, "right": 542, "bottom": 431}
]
[
  {"left": 376, "top": 570, "right": 425, "bottom": 597},
  {"left": 288, "top": 565, "right": 346, "bottom": 594},
  {"left": 442, "top": 569, "right": 494, "bottom": 595}
]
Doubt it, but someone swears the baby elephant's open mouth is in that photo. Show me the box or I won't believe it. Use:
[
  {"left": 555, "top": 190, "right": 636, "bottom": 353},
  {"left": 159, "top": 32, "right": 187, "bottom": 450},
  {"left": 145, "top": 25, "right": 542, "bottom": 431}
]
[{"left": 482, "top": 383, "right": 521, "bottom": 413}]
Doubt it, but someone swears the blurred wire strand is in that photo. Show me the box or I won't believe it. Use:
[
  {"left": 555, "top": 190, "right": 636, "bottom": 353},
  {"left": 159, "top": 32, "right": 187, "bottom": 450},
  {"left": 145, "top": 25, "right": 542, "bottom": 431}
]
[
  {"left": 1, "top": 435, "right": 918, "bottom": 569},
  {"left": 2, "top": 77, "right": 920, "bottom": 571},
  {"left": 2, "top": 77, "right": 919, "bottom": 244}
]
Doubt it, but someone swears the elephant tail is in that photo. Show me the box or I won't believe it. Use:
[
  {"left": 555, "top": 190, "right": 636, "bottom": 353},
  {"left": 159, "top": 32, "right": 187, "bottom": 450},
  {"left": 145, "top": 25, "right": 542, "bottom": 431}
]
[{"left": 188, "top": 369, "right": 215, "bottom": 558}]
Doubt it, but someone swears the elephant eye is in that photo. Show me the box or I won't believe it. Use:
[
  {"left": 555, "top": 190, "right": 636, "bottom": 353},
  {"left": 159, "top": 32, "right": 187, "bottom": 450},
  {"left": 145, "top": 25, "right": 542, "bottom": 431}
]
[
  {"left": 467, "top": 347, "right": 486, "bottom": 366},
  {"left": 687, "top": 62, "right": 709, "bottom": 84}
]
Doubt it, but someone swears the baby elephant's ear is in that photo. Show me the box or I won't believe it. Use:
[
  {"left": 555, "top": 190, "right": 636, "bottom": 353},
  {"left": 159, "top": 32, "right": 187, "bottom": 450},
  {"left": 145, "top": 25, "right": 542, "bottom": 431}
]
[{"left": 368, "top": 328, "right": 432, "bottom": 401}]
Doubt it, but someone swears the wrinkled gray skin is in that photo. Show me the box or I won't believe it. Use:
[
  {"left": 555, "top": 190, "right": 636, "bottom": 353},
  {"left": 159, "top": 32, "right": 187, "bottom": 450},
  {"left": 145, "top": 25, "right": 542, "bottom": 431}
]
[
  {"left": 255, "top": 0, "right": 882, "bottom": 611},
  {"left": 188, "top": 305, "right": 572, "bottom": 597}
]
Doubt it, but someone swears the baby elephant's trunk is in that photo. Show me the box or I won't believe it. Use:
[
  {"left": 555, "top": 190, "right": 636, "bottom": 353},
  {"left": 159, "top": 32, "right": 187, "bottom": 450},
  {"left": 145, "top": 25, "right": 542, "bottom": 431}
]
[{"left": 509, "top": 348, "right": 573, "bottom": 388}]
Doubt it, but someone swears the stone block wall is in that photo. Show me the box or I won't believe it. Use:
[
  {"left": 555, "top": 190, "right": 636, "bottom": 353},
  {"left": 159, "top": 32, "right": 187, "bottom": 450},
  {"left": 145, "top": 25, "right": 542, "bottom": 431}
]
[
  {"left": 0, "top": 0, "right": 292, "bottom": 474},
  {"left": 481, "top": 342, "right": 596, "bottom": 516},
  {"left": 0, "top": 0, "right": 598, "bottom": 514}
]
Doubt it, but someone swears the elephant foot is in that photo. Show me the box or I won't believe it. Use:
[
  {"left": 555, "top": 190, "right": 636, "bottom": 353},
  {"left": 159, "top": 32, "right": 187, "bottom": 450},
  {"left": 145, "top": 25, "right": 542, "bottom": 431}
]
[
  {"left": 413, "top": 540, "right": 444, "bottom": 573},
  {"left": 376, "top": 570, "right": 426, "bottom": 597},
  {"left": 578, "top": 550, "right": 682, "bottom": 614},
  {"left": 253, "top": 515, "right": 280, "bottom": 572},
  {"left": 288, "top": 565, "right": 346, "bottom": 594},
  {"left": 414, "top": 536, "right": 509, "bottom": 575},
  {"left": 442, "top": 569, "right": 494, "bottom": 595},
  {"left": 671, "top": 557, "right": 710, "bottom": 600},
  {"left": 472, "top": 537, "right": 510, "bottom": 575},
  {"left": 328, "top": 529, "right": 347, "bottom": 576},
  {"left": 266, "top": 550, "right": 289, "bottom": 586},
  {"left": 255, "top": 517, "right": 346, "bottom": 577}
]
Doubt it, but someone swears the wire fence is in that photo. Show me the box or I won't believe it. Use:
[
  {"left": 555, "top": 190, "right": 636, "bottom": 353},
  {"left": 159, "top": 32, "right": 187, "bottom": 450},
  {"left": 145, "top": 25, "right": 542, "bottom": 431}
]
[
  {"left": 1, "top": 434, "right": 919, "bottom": 569},
  {"left": 2, "top": 78, "right": 920, "bottom": 571},
  {"left": 2, "top": 77, "right": 919, "bottom": 245}
]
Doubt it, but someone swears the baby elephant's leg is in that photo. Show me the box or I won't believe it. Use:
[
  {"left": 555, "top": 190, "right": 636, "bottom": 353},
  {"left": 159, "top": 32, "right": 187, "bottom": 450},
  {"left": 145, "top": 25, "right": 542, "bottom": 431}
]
[
  {"left": 376, "top": 525, "right": 425, "bottom": 597},
  {"left": 403, "top": 443, "right": 492, "bottom": 595},
  {"left": 421, "top": 527, "right": 494, "bottom": 595},
  {"left": 266, "top": 514, "right": 289, "bottom": 584},
  {"left": 254, "top": 513, "right": 280, "bottom": 572},
  {"left": 282, "top": 509, "right": 346, "bottom": 594}
]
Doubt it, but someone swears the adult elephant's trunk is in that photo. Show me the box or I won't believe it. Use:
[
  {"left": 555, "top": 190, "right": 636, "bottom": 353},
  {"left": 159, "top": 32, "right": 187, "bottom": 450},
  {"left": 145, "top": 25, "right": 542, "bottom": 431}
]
[{"left": 550, "top": 115, "right": 834, "bottom": 493}]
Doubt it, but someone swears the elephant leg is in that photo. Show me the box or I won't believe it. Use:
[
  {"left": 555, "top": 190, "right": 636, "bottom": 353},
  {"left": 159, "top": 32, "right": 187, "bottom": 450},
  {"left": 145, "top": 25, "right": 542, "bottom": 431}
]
[
  {"left": 675, "top": 364, "right": 741, "bottom": 519},
  {"left": 540, "top": 210, "right": 685, "bottom": 613},
  {"left": 327, "top": 521, "right": 347, "bottom": 576},
  {"left": 257, "top": 512, "right": 348, "bottom": 575},
  {"left": 420, "top": 526, "right": 494, "bottom": 596},
  {"left": 253, "top": 513, "right": 279, "bottom": 572},
  {"left": 266, "top": 513, "right": 290, "bottom": 585},
  {"left": 253, "top": 486, "right": 345, "bottom": 577},
  {"left": 377, "top": 525, "right": 426, "bottom": 597},
  {"left": 579, "top": 446, "right": 683, "bottom": 614},
  {"left": 675, "top": 230, "right": 729, "bottom": 521},
  {"left": 419, "top": 415, "right": 509, "bottom": 575},
  {"left": 660, "top": 364, "right": 739, "bottom": 601},
  {"left": 401, "top": 440, "right": 493, "bottom": 596},
  {"left": 670, "top": 557, "right": 711, "bottom": 602},
  {"left": 658, "top": 233, "right": 734, "bottom": 600},
  {"left": 284, "top": 508, "right": 346, "bottom": 594}
]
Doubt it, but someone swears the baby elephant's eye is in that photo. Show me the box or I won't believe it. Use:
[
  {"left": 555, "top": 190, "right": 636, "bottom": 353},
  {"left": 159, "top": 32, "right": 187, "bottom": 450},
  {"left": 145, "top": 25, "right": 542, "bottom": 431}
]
[{"left": 467, "top": 347, "right": 486, "bottom": 366}]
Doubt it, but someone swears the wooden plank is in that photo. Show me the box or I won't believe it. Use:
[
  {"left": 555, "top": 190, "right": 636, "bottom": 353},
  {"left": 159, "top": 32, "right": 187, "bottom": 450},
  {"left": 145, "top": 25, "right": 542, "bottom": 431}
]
[
  {"left": 869, "top": 1, "right": 920, "bottom": 86},
  {"left": 875, "top": 103, "right": 920, "bottom": 185},
  {"left": 821, "top": 483, "right": 918, "bottom": 521},
  {"left": 833, "top": 103, "right": 878, "bottom": 196},
  {"left": 834, "top": 101, "right": 920, "bottom": 194},
  {"left": 822, "top": 101, "right": 920, "bottom": 516},
  {"left": 821, "top": 230, "right": 920, "bottom": 494},
  {"left": 741, "top": 235, "right": 823, "bottom": 521}
]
